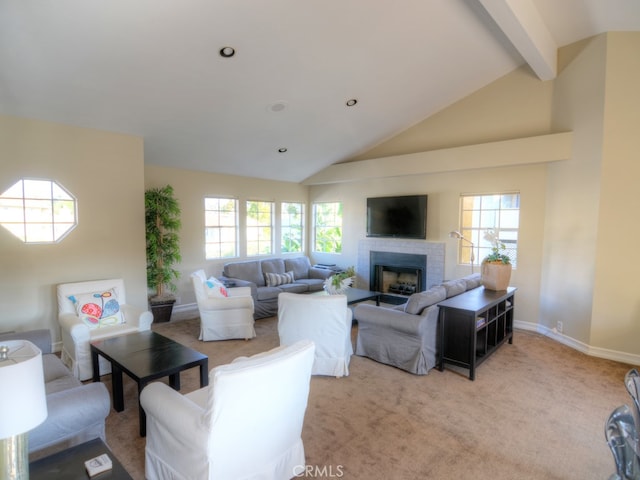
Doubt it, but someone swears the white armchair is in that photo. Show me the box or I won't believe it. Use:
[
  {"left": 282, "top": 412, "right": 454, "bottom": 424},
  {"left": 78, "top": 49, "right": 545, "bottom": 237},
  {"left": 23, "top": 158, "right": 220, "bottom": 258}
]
[
  {"left": 277, "top": 292, "right": 353, "bottom": 377},
  {"left": 140, "top": 339, "right": 316, "bottom": 480},
  {"left": 191, "top": 270, "right": 256, "bottom": 341},
  {"left": 57, "top": 278, "right": 153, "bottom": 381}
]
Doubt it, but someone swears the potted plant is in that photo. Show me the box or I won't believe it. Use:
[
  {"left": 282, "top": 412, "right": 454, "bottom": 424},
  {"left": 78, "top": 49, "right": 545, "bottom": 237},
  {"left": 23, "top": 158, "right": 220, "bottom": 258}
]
[
  {"left": 323, "top": 266, "right": 356, "bottom": 295},
  {"left": 480, "top": 229, "right": 512, "bottom": 291},
  {"left": 145, "top": 185, "right": 182, "bottom": 322}
]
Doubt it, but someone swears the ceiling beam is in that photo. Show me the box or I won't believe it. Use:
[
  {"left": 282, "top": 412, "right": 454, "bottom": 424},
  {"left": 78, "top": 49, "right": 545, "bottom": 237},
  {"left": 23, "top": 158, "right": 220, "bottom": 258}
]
[{"left": 478, "top": 0, "right": 557, "bottom": 80}]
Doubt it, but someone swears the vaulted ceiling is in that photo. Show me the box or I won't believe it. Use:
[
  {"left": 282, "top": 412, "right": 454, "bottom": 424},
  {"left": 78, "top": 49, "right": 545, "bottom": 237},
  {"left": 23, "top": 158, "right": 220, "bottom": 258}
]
[{"left": 1, "top": 0, "right": 639, "bottom": 182}]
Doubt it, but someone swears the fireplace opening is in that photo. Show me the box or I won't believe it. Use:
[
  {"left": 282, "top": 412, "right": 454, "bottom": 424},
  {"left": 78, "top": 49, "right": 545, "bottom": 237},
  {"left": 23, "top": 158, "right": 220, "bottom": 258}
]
[
  {"left": 369, "top": 251, "right": 427, "bottom": 304},
  {"left": 375, "top": 265, "right": 422, "bottom": 296}
]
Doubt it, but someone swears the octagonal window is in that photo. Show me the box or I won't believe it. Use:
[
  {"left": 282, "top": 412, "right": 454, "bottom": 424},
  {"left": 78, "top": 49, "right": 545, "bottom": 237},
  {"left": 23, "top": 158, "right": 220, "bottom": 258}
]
[{"left": 0, "top": 179, "right": 77, "bottom": 243}]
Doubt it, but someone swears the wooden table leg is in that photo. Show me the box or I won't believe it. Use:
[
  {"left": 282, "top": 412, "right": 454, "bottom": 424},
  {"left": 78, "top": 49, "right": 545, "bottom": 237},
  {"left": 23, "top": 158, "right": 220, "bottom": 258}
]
[
  {"left": 199, "top": 359, "right": 209, "bottom": 387},
  {"left": 90, "top": 348, "right": 100, "bottom": 382},
  {"left": 112, "top": 364, "right": 124, "bottom": 412}
]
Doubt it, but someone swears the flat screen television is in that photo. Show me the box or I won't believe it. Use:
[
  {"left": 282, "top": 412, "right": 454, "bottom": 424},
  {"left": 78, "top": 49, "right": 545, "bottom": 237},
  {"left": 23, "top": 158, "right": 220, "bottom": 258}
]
[{"left": 366, "top": 194, "right": 427, "bottom": 239}]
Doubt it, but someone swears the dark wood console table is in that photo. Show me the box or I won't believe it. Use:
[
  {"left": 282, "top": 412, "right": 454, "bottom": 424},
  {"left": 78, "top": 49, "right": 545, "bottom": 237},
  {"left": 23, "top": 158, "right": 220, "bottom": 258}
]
[{"left": 438, "top": 286, "right": 516, "bottom": 380}]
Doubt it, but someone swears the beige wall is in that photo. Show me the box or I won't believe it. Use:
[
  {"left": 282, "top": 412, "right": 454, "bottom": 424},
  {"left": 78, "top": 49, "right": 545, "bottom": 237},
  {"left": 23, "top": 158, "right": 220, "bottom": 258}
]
[
  {"left": 311, "top": 32, "right": 640, "bottom": 363},
  {"left": 0, "top": 115, "right": 147, "bottom": 346},
  {"left": 591, "top": 33, "right": 640, "bottom": 353},
  {"left": 144, "top": 165, "right": 309, "bottom": 309}
]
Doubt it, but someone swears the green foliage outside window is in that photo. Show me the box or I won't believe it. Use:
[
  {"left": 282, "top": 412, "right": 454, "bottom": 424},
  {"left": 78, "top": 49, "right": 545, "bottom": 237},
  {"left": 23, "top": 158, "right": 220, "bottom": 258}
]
[
  {"left": 314, "top": 202, "right": 342, "bottom": 253},
  {"left": 281, "top": 202, "right": 304, "bottom": 253},
  {"left": 246, "top": 200, "right": 273, "bottom": 256}
]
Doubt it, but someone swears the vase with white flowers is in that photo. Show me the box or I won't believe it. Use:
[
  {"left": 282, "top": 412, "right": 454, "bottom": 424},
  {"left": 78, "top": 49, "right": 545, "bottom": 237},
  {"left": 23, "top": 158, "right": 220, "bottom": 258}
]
[
  {"left": 481, "top": 229, "right": 512, "bottom": 291},
  {"left": 323, "top": 266, "right": 356, "bottom": 295}
]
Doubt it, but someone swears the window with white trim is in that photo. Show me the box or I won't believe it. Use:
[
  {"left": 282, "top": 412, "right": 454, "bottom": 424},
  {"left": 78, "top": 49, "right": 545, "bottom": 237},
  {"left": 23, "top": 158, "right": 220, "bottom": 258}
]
[
  {"left": 0, "top": 178, "right": 77, "bottom": 243},
  {"left": 281, "top": 202, "right": 304, "bottom": 253},
  {"left": 246, "top": 200, "right": 274, "bottom": 256},
  {"left": 313, "top": 202, "right": 343, "bottom": 253},
  {"left": 458, "top": 192, "right": 519, "bottom": 267},
  {"left": 205, "top": 197, "right": 238, "bottom": 259}
]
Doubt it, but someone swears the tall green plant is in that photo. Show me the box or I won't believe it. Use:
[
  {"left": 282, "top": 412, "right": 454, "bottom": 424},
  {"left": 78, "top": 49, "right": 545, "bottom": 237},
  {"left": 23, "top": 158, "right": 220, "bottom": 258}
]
[{"left": 145, "top": 185, "right": 182, "bottom": 299}]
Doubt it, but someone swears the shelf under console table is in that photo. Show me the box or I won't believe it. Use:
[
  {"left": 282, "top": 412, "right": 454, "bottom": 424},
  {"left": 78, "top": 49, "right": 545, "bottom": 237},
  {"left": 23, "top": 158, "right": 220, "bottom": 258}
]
[{"left": 438, "top": 286, "right": 516, "bottom": 380}]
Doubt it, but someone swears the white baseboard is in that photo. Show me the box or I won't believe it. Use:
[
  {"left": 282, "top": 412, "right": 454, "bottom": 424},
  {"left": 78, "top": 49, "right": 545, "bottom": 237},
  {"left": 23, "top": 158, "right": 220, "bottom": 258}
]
[
  {"left": 515, "top": 320, "right": 640, "bottom": 367},
  {"left": 170, "top": 302, "right": 199, "bottom": 322}
]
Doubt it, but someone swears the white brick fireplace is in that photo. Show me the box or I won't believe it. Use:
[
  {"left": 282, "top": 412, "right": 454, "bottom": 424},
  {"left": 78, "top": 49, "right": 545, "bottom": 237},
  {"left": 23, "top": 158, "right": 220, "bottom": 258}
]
[{"left": 356, "top": 239, "right": 445, "bottom": 292}]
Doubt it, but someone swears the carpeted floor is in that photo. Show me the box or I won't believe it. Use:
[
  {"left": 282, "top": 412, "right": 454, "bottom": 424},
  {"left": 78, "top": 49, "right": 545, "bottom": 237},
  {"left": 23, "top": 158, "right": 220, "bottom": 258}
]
[{"left": 100, "top": 316, "right": 632, "bottom": 479}]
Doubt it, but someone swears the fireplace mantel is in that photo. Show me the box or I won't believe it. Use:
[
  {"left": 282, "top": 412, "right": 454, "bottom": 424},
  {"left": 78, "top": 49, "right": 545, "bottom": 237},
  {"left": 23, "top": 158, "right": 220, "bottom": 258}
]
[{"left": 357, "top": 239, "right": 445, "bottom": 292}]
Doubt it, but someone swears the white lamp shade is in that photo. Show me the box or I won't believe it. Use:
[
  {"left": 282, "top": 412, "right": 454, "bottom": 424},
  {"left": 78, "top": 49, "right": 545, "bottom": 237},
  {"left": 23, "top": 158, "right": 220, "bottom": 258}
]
[{"left": 0, "top": 340, "right": 48, "bottom": 439}]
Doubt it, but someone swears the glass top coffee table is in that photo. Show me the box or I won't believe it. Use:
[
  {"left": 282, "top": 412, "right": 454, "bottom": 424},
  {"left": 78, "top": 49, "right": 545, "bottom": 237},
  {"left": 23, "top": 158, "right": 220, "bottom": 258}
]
[{"left": 90, "top": 330, "right": 208, "bottom": 436}]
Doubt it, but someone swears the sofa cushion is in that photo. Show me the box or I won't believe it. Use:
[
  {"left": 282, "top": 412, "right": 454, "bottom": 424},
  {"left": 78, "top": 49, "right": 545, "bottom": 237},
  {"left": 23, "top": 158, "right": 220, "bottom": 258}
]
[
  {"left": 224, "top": 260, "right": 264, "bottom": 287},
  {"left": 261, "top": 258, "right": 286, "bottom": 275},
  {"left": 264, "top": 271, "right": 294, "bottom": 287},
  {"left": 43, "top": 354, "right": 82, "bottom": 394},
  {"left": 293, "top": 278, "right": 325, "bottom": 292},
  {"left": 404, "top": 286, "right": 446, "bottom": 315},
  {"left": 256, "top": 286, "right": 282, "bottom": 301},
  {"left": 278, "top": 283, "right": 309, "bottom": 294},
  {"left": 284, "top": 257, "right": 311, "bottom": 280},
  {"left": 462, "top": 273, "right": 482, "bottom": 290},
  {"left": 441, "top": 279, "right": 467, "bottom": 298}
]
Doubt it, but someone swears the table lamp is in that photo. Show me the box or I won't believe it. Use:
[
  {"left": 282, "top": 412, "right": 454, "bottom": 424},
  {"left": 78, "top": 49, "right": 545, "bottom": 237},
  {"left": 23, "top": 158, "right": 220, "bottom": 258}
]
[
  {"left": 449, "top": 230, "right": 475, "bottom": 274},
  {"left": 0, "top": 340, "right": 48, "bottom": 480}
]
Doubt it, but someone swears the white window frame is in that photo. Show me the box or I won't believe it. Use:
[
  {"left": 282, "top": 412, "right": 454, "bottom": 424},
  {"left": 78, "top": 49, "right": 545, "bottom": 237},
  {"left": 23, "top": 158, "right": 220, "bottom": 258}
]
[
  {"left": 280, "top": 201, "right": 305, "bottom": 254},
  {"left": 204, "top": 196, "right": 238, "bottom": 259},
  {"left": 0, "top": 178, "right": 77, "bottom": 244},
  {"left": 246, "top": 200, "right": 274, "bottom": 257},
  {"left": 457, "top": 192, "right": 520, "bottom": 268},
  {"left": 313, "top": 202, "right": 343, "bottom": 254}
]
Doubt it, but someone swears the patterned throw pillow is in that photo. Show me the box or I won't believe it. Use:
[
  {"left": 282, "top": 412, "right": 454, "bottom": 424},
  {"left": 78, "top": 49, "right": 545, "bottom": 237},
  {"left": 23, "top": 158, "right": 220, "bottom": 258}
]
[
  {"left": 264, "top": 271, "right": 295, "bottom": 287},
  {"left": 68, "top": 288, "right": 124, "bottom": 329},
  {"left": 205, "top": 277, "right": 228, "bottom": 298}
]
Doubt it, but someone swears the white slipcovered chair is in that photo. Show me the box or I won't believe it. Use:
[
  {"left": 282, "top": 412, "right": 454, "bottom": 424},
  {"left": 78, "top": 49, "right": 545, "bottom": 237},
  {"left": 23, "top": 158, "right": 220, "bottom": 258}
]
[
  {"left": 277, "top": 292, "right": 353, "bottom": 377},
  {"left": 140, "top": 339, "right": 316, "bottom": 480},
  {"left": 191, "top": 270, "right": 256, "bottom": 341},
  {"left": 57, "top": 278, "right": 153, "bottom": 381}
]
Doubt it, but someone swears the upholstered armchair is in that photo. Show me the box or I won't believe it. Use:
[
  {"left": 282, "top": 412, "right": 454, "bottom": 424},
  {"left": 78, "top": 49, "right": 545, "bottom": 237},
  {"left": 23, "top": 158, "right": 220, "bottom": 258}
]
[
  {"left": 57, "top": 278, "right": 153, "bottom": 381},
  {"left": 191, "top": 270, "right": 256, "bottom": 341},
  {"left": 140, "top": 339, "right": 316, "bottom": 480},
  {"left": 277, "top": 292, "right": 353, "bottom": 377}
]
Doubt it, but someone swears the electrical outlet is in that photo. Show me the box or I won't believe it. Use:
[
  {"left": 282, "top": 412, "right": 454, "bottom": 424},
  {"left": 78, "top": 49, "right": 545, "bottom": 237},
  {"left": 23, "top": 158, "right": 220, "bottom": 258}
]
[{"left": 557, "top": 321, "right": 563, "bottom": 333}]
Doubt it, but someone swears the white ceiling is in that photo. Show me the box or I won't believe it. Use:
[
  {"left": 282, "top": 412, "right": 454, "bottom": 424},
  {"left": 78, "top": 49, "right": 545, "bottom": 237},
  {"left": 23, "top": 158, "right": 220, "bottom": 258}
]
[{"left": 1, "top": 0, "right": 639, "bottom": 182}]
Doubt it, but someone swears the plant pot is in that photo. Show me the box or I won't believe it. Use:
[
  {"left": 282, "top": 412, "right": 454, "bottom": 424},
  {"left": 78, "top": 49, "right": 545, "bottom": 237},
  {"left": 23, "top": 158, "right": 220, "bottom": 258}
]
[
  {"left": 481, "top": 261, "right": 512, "bottom": 291},
  {"left": 149, "top": 297, "right": 176, "bottom": 323}
]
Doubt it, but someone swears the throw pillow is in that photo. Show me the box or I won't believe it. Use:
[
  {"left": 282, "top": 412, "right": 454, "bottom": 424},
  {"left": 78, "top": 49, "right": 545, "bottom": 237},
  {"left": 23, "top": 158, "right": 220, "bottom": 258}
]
[
  {"left": 404, "top": 286, "right": 447, "bottom": 315},
  {"left": 68, "top": 288, "right": 124, "bottom": 329},
  {"left": 264, "top": 271, "right": 295, "bottom": 287},
  {"left": 205, "top": 277, "right": 228, "bottom": 298}
]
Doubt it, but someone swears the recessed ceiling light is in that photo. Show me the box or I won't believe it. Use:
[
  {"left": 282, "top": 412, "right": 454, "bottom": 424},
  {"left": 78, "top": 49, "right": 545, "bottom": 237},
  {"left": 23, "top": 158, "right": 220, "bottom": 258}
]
[
  {"left": 278, "top": 148, "right": 288, "bottom": 153},
  {"left": 346, "top": 99, "right": 358, "bottom": 107},
  {"left": 219, "top": 47, "right": 235, "bottom": 58},
  {"left": 268, "top": 102, "right": 288, "bottom": 113}
]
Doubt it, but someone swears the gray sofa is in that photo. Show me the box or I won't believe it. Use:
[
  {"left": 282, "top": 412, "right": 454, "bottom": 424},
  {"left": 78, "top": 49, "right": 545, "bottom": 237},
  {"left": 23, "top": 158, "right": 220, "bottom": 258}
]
[
  {"left": 220, "top": 256, "right": 333, "bottom": 319},
  {"left": 353, "top": 273, "right": 483, "bottom": 375},
  {"left": 0, "top": 329, "right": 111, "bottom": 459}
]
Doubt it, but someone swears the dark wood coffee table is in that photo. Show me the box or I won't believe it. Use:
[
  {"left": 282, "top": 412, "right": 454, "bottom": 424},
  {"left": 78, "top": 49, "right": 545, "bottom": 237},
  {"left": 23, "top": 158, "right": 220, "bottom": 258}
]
[
  {"left": 90, "top": 331, "right": 208, "bottom": 436},
  {"left": 312, "top": 287, "right": 381, "bottom": 306},
  {"left": 344, "top": 287, "right": 381, "bottom": 306},
  {"left": 30, "top": 438, "right": 132, "bottom": 479}
]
